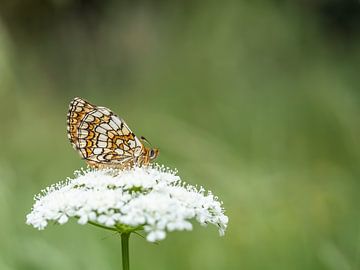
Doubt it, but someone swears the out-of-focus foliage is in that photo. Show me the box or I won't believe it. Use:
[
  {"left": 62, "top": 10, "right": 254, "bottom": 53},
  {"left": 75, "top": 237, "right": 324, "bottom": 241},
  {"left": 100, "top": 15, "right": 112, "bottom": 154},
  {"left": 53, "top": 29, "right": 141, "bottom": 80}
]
[{"left": 0, "top": 1, "right": 359, "bottom": 269}]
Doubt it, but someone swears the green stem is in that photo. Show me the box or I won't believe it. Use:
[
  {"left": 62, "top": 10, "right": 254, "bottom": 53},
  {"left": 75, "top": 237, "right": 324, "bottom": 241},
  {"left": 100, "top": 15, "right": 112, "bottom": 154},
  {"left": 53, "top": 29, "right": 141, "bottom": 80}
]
[
  {"left": 121, "top": 233, "right": 130, "bottom": 270},
  {"left": 88, "top": 221, "right": 118, "bottom": 232}
]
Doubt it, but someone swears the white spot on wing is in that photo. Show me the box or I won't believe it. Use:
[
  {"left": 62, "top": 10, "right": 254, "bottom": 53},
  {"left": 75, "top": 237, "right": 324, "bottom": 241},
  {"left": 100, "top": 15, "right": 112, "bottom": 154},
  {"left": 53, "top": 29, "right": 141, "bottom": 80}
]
[
  {"left": 101, "top": 123, "right": 112, "bottom": 131},
  {"left": 93, "top": 148, "right": 103, "bottom": 154},
  {"left": 98, "top": 141, "right": 107, "bottom": 148},
  {"left": 128, "top": 140, "right": 135, "bottom": 148},
  {"left": 79, "top": 140, "right": 86, "bottom": 147},
  {"left": 98, "top": 155, "right": 106, "bottom": 161},
  {"left": 85, "top": 115, "right": 94, "bottom": 122},
  {"left": 95, "top": 126, "right": 107, "bottom": 134},
  {"left": 78, "top": 130, "right": 88, "bottom": 138},
  {"left": 111, "top": 116, "right": 123, "bottom": 128},
  {"left": 75, "top": 106, "right": 82, "bottom": 112},
  {"left": 98, "top": 134, "right": 107, "bottom": 141},
  {"left": 92, "top": 111, "right": 103, "bottom": 118},
  {"left": 109, "top": 120, "right": 118, "bottom": 130}
]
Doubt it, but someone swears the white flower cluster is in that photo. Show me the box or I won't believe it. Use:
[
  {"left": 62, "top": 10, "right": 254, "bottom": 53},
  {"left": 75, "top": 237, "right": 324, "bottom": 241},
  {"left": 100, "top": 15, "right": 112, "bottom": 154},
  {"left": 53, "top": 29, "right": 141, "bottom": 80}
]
[{"left": 26, "top": 165, "right": 228, "bottom": 242}]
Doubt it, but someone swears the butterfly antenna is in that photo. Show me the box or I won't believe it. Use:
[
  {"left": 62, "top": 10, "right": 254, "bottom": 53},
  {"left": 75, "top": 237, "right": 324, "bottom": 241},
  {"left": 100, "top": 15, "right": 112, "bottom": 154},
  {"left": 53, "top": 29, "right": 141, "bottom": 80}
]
[{"left": 141, "top": 136, "right": 153, "bottom": 147}]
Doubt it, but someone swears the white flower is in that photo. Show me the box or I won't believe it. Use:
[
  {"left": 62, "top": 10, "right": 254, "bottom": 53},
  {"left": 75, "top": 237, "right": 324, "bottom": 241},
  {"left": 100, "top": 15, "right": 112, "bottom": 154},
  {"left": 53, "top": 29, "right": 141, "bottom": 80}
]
[{"left": 26, "top": 165, "right": 228, "bottom": 242}]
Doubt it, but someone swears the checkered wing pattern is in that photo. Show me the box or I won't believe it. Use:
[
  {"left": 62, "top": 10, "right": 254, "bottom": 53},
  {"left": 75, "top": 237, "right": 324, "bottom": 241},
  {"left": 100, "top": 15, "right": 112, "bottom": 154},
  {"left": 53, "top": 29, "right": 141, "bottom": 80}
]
[{"left": 67, "top": 97, "right": 144, "bottom": 168}]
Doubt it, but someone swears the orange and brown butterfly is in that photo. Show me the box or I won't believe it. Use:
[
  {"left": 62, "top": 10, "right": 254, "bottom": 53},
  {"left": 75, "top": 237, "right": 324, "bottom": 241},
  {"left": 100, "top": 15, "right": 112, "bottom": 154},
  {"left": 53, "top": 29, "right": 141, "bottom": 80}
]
[{"left": 67, "top": 97, "right": 159, "bottom": 169}]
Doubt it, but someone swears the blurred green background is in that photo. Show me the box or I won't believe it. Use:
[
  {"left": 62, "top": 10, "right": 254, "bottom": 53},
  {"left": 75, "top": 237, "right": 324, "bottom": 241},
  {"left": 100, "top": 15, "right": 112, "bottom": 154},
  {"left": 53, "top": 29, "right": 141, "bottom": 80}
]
[{"left": 0, "top": 0, "right": 359, "bottom": 269}]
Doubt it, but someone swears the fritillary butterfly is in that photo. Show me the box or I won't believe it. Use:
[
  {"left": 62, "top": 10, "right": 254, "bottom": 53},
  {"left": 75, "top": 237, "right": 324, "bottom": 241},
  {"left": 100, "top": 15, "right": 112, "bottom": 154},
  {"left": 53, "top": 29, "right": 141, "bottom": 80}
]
[{"left": 67, "top": 97, "right": 159, "bottom": 169}]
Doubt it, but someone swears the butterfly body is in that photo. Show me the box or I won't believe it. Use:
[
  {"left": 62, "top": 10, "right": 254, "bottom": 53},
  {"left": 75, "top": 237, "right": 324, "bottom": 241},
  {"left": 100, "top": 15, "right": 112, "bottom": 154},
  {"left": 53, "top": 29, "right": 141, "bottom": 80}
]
[{"left": 67, "top": 97, "right": 159, "bottom": 169}]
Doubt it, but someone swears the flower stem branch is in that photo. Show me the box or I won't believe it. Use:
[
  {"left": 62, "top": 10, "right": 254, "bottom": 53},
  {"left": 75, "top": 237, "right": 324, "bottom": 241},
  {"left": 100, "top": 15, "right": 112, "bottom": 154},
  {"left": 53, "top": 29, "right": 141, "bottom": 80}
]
[
  {"left": 88, "top": 221, "right": 118, "bottom": 232},
  {"left": 121, "top": 232, "right": 130, "bottom": 270}
]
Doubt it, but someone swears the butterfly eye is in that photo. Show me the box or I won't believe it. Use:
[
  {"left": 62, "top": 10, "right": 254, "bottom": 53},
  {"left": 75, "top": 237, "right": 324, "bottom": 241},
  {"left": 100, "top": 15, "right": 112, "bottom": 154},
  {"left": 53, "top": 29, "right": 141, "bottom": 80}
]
[{"left": 149, "top": 149, "right": 158, "bottom": 160}]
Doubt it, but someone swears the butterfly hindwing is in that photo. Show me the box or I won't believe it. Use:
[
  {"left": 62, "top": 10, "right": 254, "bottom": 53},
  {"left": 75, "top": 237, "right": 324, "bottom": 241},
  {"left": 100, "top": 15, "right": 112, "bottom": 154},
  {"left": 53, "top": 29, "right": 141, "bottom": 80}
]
[{"left": 67, "top": 97, "right": 94, "bottom": 151}]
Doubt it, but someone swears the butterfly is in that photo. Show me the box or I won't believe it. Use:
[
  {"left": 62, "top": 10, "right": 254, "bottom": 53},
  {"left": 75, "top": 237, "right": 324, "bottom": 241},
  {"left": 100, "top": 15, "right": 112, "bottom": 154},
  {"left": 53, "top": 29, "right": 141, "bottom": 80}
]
[{"left": 67, "top": 97, "right": 159, "bottom": 169}]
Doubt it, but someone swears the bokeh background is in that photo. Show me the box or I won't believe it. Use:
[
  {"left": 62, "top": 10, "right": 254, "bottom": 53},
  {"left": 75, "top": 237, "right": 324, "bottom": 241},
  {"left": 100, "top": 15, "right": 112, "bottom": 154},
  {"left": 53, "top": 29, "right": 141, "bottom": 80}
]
[{"left": 0, "top": 0, "right": 359, "bottom": 269}]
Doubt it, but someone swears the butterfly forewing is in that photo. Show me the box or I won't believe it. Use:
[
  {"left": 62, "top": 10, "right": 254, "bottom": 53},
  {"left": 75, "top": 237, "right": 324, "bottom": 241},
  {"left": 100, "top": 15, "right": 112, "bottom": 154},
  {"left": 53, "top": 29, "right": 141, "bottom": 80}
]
[{"left": 67, "top": 97, "right": 144, "bottom": 168}]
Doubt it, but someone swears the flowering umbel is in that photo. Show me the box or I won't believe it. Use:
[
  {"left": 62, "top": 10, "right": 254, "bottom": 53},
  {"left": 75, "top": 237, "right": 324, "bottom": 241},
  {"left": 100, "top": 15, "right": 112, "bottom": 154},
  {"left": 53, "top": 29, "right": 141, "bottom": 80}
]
[{"left": 26, "top": 165, "right": 228, "bottom": 242}]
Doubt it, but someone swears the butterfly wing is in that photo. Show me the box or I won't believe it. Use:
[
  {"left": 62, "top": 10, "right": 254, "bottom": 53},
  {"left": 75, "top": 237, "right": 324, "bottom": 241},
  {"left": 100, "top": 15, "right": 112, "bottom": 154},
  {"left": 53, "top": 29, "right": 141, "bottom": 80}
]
[
  {"left": 67, "top": 97, "right": 94, "bottom": 151},
  {"left": 67, "top": 97, "right": 144, "bottom": 167}
]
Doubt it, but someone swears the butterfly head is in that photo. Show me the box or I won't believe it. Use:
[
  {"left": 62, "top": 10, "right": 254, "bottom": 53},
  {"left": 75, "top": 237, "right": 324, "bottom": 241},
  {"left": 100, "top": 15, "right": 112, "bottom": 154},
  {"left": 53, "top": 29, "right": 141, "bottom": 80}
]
[
  {"left": 147, "top": 148, "right": 160, "bottom": 161},
  {"left": 141, "top": 136, "right": 159, "bottom": 162}
]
